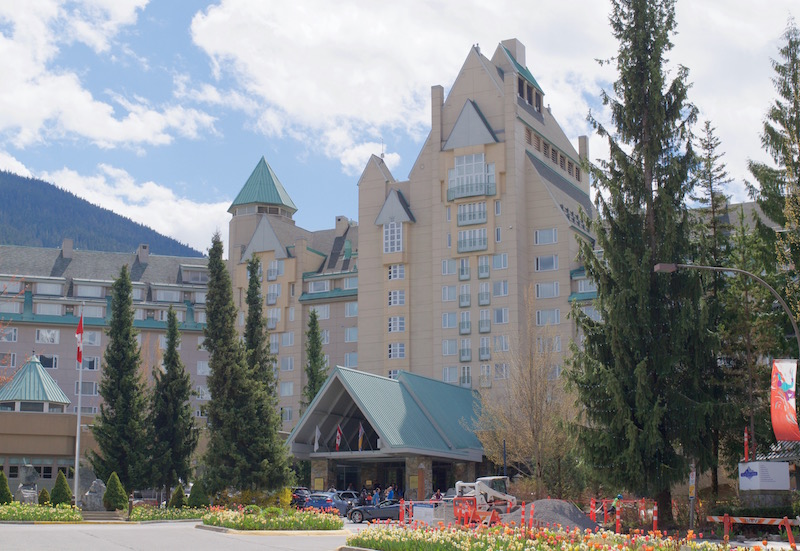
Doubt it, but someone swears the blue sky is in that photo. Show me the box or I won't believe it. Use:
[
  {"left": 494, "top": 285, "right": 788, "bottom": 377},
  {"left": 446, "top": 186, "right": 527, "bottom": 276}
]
[{"left": 0, "top": 1, "right": 795, "bottom": 254}]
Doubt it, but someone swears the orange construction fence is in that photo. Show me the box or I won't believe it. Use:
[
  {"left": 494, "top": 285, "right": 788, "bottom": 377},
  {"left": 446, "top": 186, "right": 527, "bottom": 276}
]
[
  {"left": 589, "top": 497, "right": 658, "bottom": 533},
  {"left": 707, "top": 514, "right": 799, "bottom": 550}
]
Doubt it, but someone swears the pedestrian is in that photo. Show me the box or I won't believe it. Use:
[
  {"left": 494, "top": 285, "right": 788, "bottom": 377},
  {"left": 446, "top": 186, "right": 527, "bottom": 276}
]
[
  {"left": 386, "top": 485, "right": 395, "bottom": 501},
  {"left": 372, "top": 487, "right": 379, "bottom": 506}
]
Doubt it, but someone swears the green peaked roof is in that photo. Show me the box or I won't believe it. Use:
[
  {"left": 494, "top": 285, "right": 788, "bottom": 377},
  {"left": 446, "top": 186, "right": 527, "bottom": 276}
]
[
  {"left": 228, "top": 156, "right": 298, "bottom": 214},
  {"left": 0, "top": 355, "right": 71, "bottom": 405},
  {"left": 502, "top": 45, "right": 544, "bottom": 95}
]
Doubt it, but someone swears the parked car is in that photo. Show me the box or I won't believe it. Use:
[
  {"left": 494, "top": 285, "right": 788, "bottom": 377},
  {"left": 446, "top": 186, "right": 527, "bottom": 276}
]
[
  {"left": 348, "top": 499, "right": 400, "bottom": 524},
  {"left": 290, "top": 487, "right": 311, "bottom": 508},
  {"left": 304, "top": 491, "right": 350, "bottom": 516},
  {"left": 336, "top": 490, "right": 359, "bottom": 512}
]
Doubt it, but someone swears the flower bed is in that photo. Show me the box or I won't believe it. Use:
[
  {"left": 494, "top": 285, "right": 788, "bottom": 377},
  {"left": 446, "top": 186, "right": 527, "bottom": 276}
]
[
  {"left": 347, "top": 523, "right": 726, "bottom": 551},
  {"left": 202, "top": 505, "right": 343, "bottom": 531},
  {"left": 0, "top": 502, "right": 83, "bottom": 522},
  {"left": 129, "top": 505, "right": 209, "bottom": 521}
]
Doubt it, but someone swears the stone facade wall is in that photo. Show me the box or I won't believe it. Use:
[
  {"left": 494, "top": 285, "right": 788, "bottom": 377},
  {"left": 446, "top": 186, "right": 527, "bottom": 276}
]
[
  {"left": 404, "top": 455, "right": 433, "bottom": 500},
  {"left": 310, "top": 459, "right": 336, "bottom": 492}
]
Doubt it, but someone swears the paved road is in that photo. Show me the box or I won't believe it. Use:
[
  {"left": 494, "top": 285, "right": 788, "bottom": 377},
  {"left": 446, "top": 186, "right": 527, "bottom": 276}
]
[{"left": 0, "top": 521, "right": 369, "bottom": 551}]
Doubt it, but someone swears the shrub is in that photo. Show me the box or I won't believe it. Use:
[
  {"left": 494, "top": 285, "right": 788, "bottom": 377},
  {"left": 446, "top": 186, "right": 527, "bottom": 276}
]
[
  {"left": 50, "top": 470, "right": 72, "bottom": 506},
  {"left": 0, "top": 471, "right": 12, "bottom": 504},
  {"left": 103, "top": 472, "right": 127, "bottom": 511},
  {"left": 38, "top": 488, "right": 50, "bottom": 505},
  {"left": 187, "top": 479, "right": 209, "bottom": 508},
  {"left": 168, "top": 484, "right": 186, "bottom": 508}
]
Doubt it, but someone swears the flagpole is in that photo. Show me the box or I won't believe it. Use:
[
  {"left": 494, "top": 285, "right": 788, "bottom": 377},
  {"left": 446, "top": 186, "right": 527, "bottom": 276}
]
[{"left": 73, "top": 304, "right": 84, "bottom": 508}]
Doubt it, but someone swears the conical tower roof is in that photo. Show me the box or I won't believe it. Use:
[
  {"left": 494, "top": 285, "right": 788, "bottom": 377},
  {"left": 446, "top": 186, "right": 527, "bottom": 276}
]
[
  {"left": 228, "top": 156, "right": 298, "bottom": 214},
  {"left": 0, "top": 355, "right": 70, "bottom": 405}
]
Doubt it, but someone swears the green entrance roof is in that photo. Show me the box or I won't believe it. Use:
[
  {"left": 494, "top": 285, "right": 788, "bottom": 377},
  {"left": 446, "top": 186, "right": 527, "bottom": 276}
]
[
  {"left": 228, "top": 156, "right": 298, "bottom": 214},
  {"left": 0, "top": 355, "right": 71, "bottom": 404}
]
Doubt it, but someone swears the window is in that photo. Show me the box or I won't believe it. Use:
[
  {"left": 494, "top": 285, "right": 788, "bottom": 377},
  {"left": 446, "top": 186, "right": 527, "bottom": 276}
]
[
  {"left": 388, "top": 343, "right": 405, "bottom": 359},
  {"left": 75, "top": 284, "right": 104, "bottom": 298},
  {"left": 310, "top": 304, "right": 329, "bottom": 319},
  {"left": 159, "top": 335, "right": 181, "bottom": 350},
  {"left": 289, "top": 284, "right": 295, "bottom": 297},
  {"left": 457, "top": 228, "right": 487, "bottom": 250},
  {"left": 388, "top": 264, "right": 405, "bottom": 280},
  {"left": 388, "top": 369, "right": 399, "bottom": 380},
  {"left": 457, "top": 202, "right": 487, "bottom": 224},
  {"left": 158, "top": 309, "right": 183, "bottom": 322},
  {"left": 459, "top": 257, "right": 470, "bottom": 279},
  {"left": 535, "top": 92, "right": 542, "bottom": 112},
  {"left": 268, "top": 260, "right": 285, "bottom": 278},
  {"left": 447, "top": 233, "right": 451, "bottom": 248},
  {"left": 196, "top": 311, "right": 207, "bottom": 323},
  {"left": 195, "top": 406, "right": 208, "bottom": 418},
  {"left": 442, "top": 312, "right": 457, "bottom": 329},
  {"left": 494, "top": 308, "right": 509, "bottom": 324},
  {"left": 0, "top": 301, "right": 20, "bottom": 314},
  {"left": 308, "top": 280, "right": 330, "bottom": 294},
  {"left": 280, "top": 382, "right": 294, "bottom": 397},
  {"left": 551, "top": 147, "right": 558, "bottom": 164},
  {"left": 345, "top": 302, "right": 358, "bottom": 317},
  {"left": 345, "top": 327, "right": 358, "bottom": 342},
  {"left": 535, "top": 282, "right": 559, "bottom": 299},
  {"left": 494, "top": 363, "right": 509, "bottom": 380},
  {"left": 0, "top": 327, "right": 17, "bottom": 342},
  {"left": 383, "top": 221, "right": 403, "bottom": 253},
  {"left": 281, "top": 332, "right": 294, "bottom": 347},
  {"left": 494, "top": 335, "right": 510, "bottom": 352},
  {"left": 536, "top": 309, "right": 561, "bottom": 326},
  {"left": 75, "top": 381, "right": 98, "bottom": 396},
  {"left": 525, "top": 127, "right": 532, "bottom": 145},
  {"left": 288, "top": 307, "right": 295, "bottom": 322},
  {"left": 323, "top": 354, "right": 330, "bottom": 368},
  {"left": 36, "top": 303, "right": 61, "bottom": 315},
  {"left": 447, "top": 153, "right": 496, "bottom": 193},
  {"left": 281, "top": 408, "right": 293, "bottom": 422},
  {"left": 560, "top": 155, "right": 566, "bottom": 170},
  {"left": 1, "top": 280, "right": 21, "bottom": 294},
  {"left": 582, "top": 305, "right": 602, "bottom": 322},
  {"left": 36, "top": 282, "right": 62, "bottom": 295},
  {"left": 267, "top": 283, "right": 281, "bottom": 302},
  {"left": 442, "top": 339, "right": 457, "bottom": 356},
  {"left": 280, "top": 357, "right": 294, "bottom": 371},
  {"left": 270, "top": 334, "right": 280, "bottom": 353},
  {"left": 84, "top": 331, "right": 101, "bottom": 346},
  {"left": 156, "top": 289, "right": 181, "bottom": 302},
  {"left": 478, "top": 256, "right": 490, "bottom": 278},
  {"left": 576, "top": 167, "right": 582, "bottom": 182},
  {"left": 388, "top": 316, "right": 405, "bottom": 333},
  {"left": 495, "top": 227, "right": 501, "bottom": 243},
  {"left": 492, "top": 253, "right": 508, "bottom": 270},
  {"left": 443, "top": 366, "right": 458, "bottom": 384},
  {"left": 460, "top": 366, "right": 472, "bottom": 388},
  {"left": 35, "top": 329, "right": 59, "bottom": 344},
  {"left": 493, "top": 280, "right": 509, "bottom": 297},
  {"left": 81, "top": 356, "right": 100, "bottom": 371},
  {"left": 132, "top": 287, "right": 144, "bottom": 301},
  {"left": 535, "top": 228, "right": 558, "bottom": 245},
  {"left": 440, "top": 286, "right": 456, "bottom": 302},
  {"left": 446, "top": 206, "right": 451, "bottom": 221},
  {"left": 388, "top": 290, "right": 405, "bottom": 306},
  {"left": 578, "top": 278, "right": 598, "bottom": 293},
  {"left": 537, "top": 336, "right": 562, "bottom": 353},
  {"left": 480, "top": 364, "right": 492, "bottom": 387},
  {"left": 344, "top": 276, "right": 358, "bottom": 289},
  {"left": 184, "top": 269, "right": 208, "bottom": 284},
  {"left": 321, "top": 329, "right": 330, "bottom": 345},
  {"left": 197, "top": 361, "right": 210, "bottom": 376},
  {"left": 0, "top": 353, "right": 15, "bottom": 369},
  {"left": 535, "top": 255, "right": 558, "bottom": 272},
  {"left": 344, "top": 352, "right": 358, "bottom": 367},
  {"left": 568, "top": 161, "right": 574, "bottom": 176},
  {"left": 39, "top": 354, "right": 58, "bottom": 369},
  {"left": 495, "top": 200, "right": 501, "bottom": 216},
  {"left": 442, "top": 259, "right": 456, "bottom": 275}
]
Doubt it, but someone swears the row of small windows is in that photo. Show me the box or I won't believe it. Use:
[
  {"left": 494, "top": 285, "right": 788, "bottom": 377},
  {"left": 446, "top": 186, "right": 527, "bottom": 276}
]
[
  {"left": 0, "top": 459, "right": 74, "bottom": 479},
  {"left": 525, "top": 129, "right": 582, "bottom": 183},
  {"left": 443, "top": 254, "right": 507, "bottom": 276},
  {"left": 518, "top": 77, "right": 543, "bottom": 113},
  {"left": 2, "top": 280, "right": 208, "bottom": 304}
]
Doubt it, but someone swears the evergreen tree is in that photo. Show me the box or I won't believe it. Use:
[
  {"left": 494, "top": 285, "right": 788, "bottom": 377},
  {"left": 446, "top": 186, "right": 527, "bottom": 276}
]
[
  {"left": 50, "top": 469, "right": 73, "bottom": 506},
  {"left": 0, "top": 470, "right": 11, "bottom": 504},
  {"left": 103, "top": 472, "right": 127, "bottom": 511},
  {"left": 301, "top": 309, "right": 327, "bottom": 411},
  {"left": 89, "top": 265, "right": 148, "bottom": 491},
  {"left": 567, "top": 0, "right": 702, "bottom": 522},
  {"left": 38, "top": 487, "right": 50, "bottom": 505},
  {"left": 168, "top": 484, "right": 187, "bottom": 508},
  {"left": 748, "top": 19, "right": 800, "bottom": 324},
  {"left": 148, "top": 307, "right": 199, "bottom": 504},
  {"left": 187, "top": 479, "right": 210, "bottom": 508}
]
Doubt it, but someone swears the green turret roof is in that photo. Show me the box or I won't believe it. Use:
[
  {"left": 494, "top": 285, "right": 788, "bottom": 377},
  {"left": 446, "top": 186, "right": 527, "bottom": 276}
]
[
  {"left": 228, "top": 156, "right": 298, "bottom": 214},
  {"left": 0, "top": 355, "right": 70, "bottom": 405}
]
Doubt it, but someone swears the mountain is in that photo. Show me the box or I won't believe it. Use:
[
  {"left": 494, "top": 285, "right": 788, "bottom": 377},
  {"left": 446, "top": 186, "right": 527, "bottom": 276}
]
[{"left": 0, "top": 171, "right": 203, "bottom": 257}]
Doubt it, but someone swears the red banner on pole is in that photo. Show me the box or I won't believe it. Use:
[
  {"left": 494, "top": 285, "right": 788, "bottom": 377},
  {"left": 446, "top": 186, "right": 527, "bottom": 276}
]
[{"left": 771, "top": 359, "right": 800, "bottom": 441}]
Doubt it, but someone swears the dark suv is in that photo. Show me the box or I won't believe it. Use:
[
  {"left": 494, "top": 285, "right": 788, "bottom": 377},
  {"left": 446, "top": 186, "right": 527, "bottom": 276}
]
[{"left": 290, "top": 487, "right": 310, "bottom": 508}]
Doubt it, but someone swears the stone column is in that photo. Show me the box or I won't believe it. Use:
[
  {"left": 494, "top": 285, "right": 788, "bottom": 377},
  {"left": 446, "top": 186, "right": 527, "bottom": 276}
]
[
  {"left": 405, "top": 455, "right": 432, "bottom": 501},
  {"left": 310, "top": 459, "right": 335, "bottom": 491}
]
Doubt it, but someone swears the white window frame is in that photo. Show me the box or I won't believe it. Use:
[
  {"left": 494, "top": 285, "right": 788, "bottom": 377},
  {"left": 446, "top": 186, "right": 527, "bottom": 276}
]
[
  {"left": 442, "top": 259, "right": 456, "bottom": 276},
  {"left": 280, "top": 381, "right": 294, "bottom": 397},
  {"left": 494, "top": 308, "right": 509, "bottom": 324},
  {"left": 75, "top": 381, "right": 98, "bottom": 396},
  {"left": 345, "top": 302, "right": 358, "bottom": 317},
  {"left": 535, "top": 228, "right": 558, "bottom": 245},
  {"left": 0, "top": 327, "right": 17, "bottom": 342},
  {"left": 492, "top": 253, "right": 508, "bottom": 270},
  {"left": 388, "top": 342, "right": 405, "bottom": 359},
  {"left": 388, "top": 290, "right": 405, "bottom": 306},
  {"left": 494, "top": 363, "right": 509, "bottom": 380},
  {"left": 442, "top": 339, "right": 457, "bottom": 356},
  {"left": 344, "top": 352, "right": 358, "bottom": 367},
  {"left": 280, "top": 356, "right": 294, "bottom": 371},
  {"left": 383, "top": 221, "right": 403, "bottom": 253},
  {"left": 281, "top": 332, "right": 294, "bottom": 347},
  {"left": 535, "top": 281, "right": 559, "bottom": 299},
  {"left": 442, "top": 312, "right": 457, "bottom": 329},
  {"left": 536, "top": 309, "right": 561, "bottom": 326},
  {"left": 345, "top": 327, "right": 358, "bottom": 342},
  {"left": 493, "top": 280, "right": 509, "bottom": 297},
  {"left": 35, "top": 329, "right": 60, "bottom": 344},
  {"left": 535, "top": 255, "right": 559, "bottom": 272},
  {"left": 388, "top": 264, "right": 405, "bottom": 280},
  {"left": 308, "top": 280, "right": 330, "bottom": 294},
  {"left": 197, "top": 361, "right": 210, "bottom": 376},
  {"left": 39, "top": 354, "right": 58, "bottom": 369},
  {"left": 388, "top": 316, "right": 405, "bottom": 333},
  {"left": 442, "top": 286, "right": 457, "bottom": 302},
  {"left": 81, "top": 357, "right": 101, "bottom": 371},
  {"left": 442, "top": 366, "right": 458, "bottom": 384}
]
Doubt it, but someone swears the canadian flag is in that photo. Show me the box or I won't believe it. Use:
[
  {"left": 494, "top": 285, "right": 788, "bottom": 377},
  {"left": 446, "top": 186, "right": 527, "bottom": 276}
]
[
  {"left": 75, "top": 312, "right": 84, "bottom": 364},
  {"left": 335, "top": 425, "right": 343, "bottom": 451}
]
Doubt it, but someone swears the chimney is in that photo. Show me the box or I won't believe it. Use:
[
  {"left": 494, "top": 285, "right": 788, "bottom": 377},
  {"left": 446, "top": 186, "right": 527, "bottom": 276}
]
[
  {"left": 579, "top": 136, "right": 590, "bottom": 162},
  {"left": 501, "top": 38, "right": 526, "bottom": 66},
  {"left": 137, "top": 244, "right": 149, "bottom": 264},
  {"left": 335, "top": 216, "right": 350, "bottom": 235},
  {"left": 62, "top": 238, "right": 73, "bottom": 259}
]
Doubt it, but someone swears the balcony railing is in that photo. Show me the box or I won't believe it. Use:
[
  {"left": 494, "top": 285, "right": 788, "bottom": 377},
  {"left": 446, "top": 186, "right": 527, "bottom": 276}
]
[
  {"left": 459, "top": 267, "right": 470, "bottom": 281},
  {"left": 478, "top": 292, "right": 491, "bottom": 306},
  {"left": 479, "top": 346, "right": 491, "bottom": 360},
  {"left": 457, "top": 211, "right": 488, "bottom": 226},
  {"left": 459, "top": 293, "right": 471, "bottom": 308},
  {"left": 267, "top": 317, "right": 278, "bottom": 330},
  {"left": 478, "top": 264, "right": 490, "bottom": 279},
  {"left": 459, "top": 321, "right": 471, "bottom": 335},
  {"left": 447, "top": 181, "right": 497, "bottom": 201},
  {"left": 266, "top": 293, "right": 278, "bottom": 305},
  {"left": 266, "top": 269, "right": 278, "bottom": 281},
  {"left": 479, "top": 319, "right": 491, "bottom": 333},
  {"left": 457, "top": 237, "right": 488, "bottom": 253},
  {"left": 460, "top": 376, "right": 473, "bottom": 388},
  {"left": 459, "top": 348, "right": 472, "bottom": 362}
]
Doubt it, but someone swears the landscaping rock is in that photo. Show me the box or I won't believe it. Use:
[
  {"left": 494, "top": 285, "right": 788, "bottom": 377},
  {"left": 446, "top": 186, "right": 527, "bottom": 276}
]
[{"left": 83, "top": 479, "right": 106, "bottom": 511}]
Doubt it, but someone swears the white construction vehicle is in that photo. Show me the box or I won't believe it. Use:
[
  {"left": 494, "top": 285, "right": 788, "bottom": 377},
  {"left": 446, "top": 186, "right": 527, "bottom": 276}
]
[{"left": 455, "top": 476, "right": 518, "bottom": 514}]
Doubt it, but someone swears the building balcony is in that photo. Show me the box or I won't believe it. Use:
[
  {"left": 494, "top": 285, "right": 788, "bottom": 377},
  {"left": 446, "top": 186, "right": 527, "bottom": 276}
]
[
  {"left": 478, "top": 292, "right": 490, "bottom": 306},
  {"left": 459, "top": 321, "right": 471, "bottom": 335},
  {"left": 459, "top": 294, "right": 471, "bottom": 308},
  {"left": 459, "top": 267, "right": 470, "bottom": 281},
  {"left": 479, "top": 319, "right": 491, "bottom": 333},
  {"left": 267, "top": 317, "right": 278, "bottom": 330},
  {"left": 479, "top": 346, "right": 491, "bottom": 360},
  {"left": 459, "top": 348, "right": 472, "bottom": 362},
  {"left": 478, "top": 264, "right": 490, "bottom": 279},
  {"left": 457, "top": 237, "right": 488, "bottom": 253},
  {"left": 457, "top": 211, "right": 487, "bottom": 226},
  {"left": 266, "top": 293, "right": 278, "bottom": 305},
  {"left": 266, "top": 269, "right": 278, "bottom": 281},
  {"left": 447, "top": 181, "right": 497, "bottom": 201}
]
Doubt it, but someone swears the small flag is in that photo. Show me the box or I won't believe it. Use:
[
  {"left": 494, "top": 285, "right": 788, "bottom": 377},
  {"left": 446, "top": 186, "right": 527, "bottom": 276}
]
[
  {"left": 75, "top": 312, "right": 84, "bottom": 364},
  {"left": 358, "top": 422, "right": 365, "bottom": 451},
  {"left": 314, "top": 425, "right": 321, "bottom": 452},
  {"left": 336, "top": 425, "right": 343, "bottom": 451}
]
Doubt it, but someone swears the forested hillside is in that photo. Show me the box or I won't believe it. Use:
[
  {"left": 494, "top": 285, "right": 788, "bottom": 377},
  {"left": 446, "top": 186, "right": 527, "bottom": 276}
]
[{"left": 0, "top": 171, "right": 203, "bottom": 257}]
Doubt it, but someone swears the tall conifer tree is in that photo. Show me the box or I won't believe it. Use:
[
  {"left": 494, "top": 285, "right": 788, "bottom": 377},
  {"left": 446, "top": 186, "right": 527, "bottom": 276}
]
[
  {"left": 567, "top": 0, "right": 703, "bottom": 521},
  {"left": 301, "top": 309, "right": 327, "bottom": 411},
  {"left": 149, "top": 307, "right": 198, "bottom": 502},
  {"left": 89, "top": 265, "right": 148, "bottom": 491}
]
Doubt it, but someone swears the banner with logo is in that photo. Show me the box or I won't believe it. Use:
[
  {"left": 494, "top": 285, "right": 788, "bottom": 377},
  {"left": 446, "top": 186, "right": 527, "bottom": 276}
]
[{"left": 771, "top": 359, "right": 800, "bottom": 441}]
